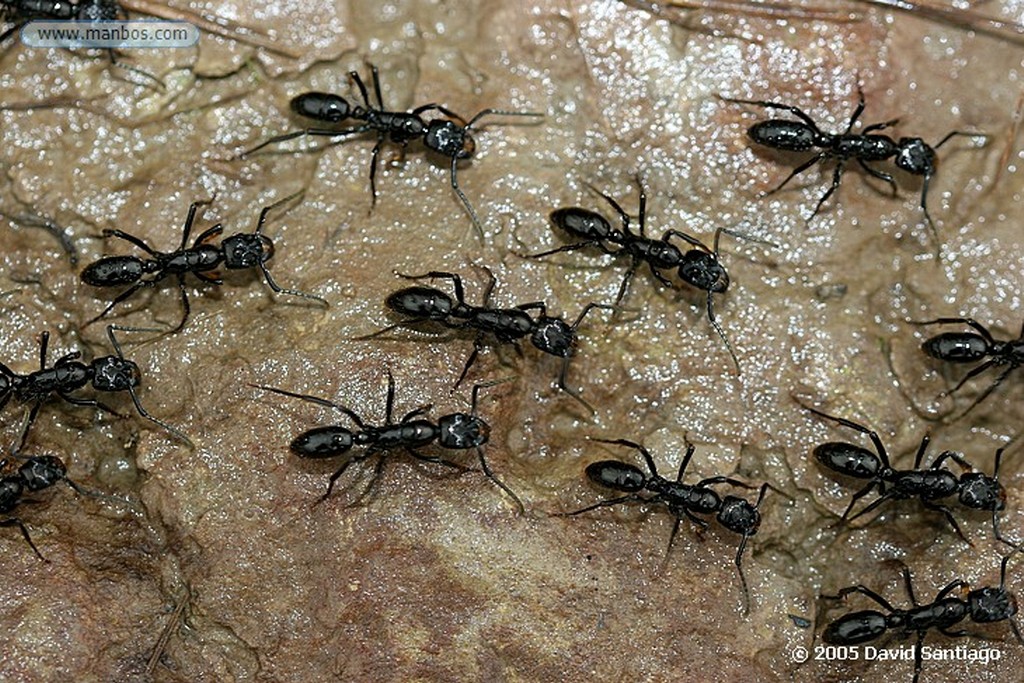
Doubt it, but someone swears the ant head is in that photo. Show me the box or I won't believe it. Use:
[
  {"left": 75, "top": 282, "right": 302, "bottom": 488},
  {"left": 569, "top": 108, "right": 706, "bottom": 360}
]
[
  {"left": 530, "top": 317, "right": 575, "bottom": 359},
  {"left": 222, "top": 233, "right": 274, "bottom": 270},
  {"left": 18, "top": 456, "right": 67, "bottom": 492},
  {"left": 385, "top": 286, "right": 453, "bottom": 320},
  {"left": 678, "top": 250, "right": 728, "bottom": 293},
  {"left": 585, "top": 460, "right": 646, "bottom": 493},
  {"left": 290, "top": 92, "right": 352, "bottom": 123},
  {"left": 894, "top": 137, "right": 936, "bottom": 177},
  {"left": 0, "top": 476, "right": 23, "bottom": 513},
  {"left": 958, "top": 472, "right": 1005, "bottom": 512},
  {"left": 290, "top": 426, "right": 355, "bottom": 459},
  {"left": 424, "top": 120, "right": 475, "bottom": 160},
  {"left": 550, "top": 207, "right": 613, "bottom": 241},
  {"left": 438, "top": 412, "right": 490, "bottom": 449},
  {"left": 969, "top": 586, "right": 1017, "bottom": 624},
  {"left": 814, "top": 442, "right": 884, "bottom": 480},
  {"left": 90, "top": 355, "right": 141, "bottom": 392},
  {"left": 922, "top": 332, "right": 990, "bottom": 363},
  {"left": 717, "top": 495, "right": 761, "bottom": 535}
]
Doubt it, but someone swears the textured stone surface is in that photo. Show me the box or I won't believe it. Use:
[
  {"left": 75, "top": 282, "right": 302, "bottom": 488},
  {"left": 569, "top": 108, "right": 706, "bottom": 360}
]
[{"left": 0, "top": 1, "right": 1022, "bottom": 681}]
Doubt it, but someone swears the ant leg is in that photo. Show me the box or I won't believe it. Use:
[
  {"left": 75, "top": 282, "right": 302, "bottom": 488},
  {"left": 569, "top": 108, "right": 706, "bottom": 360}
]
[
  {"left": 911, "top": 434, "right": 931, "bottom": 469},
  {"left": 559, "top": 494, "right": 642, "bottom": 516},
  {"left": 586, "top": 184, "right": 632, "bottom": 236},
  {"left": 515, "top": 302, "right": 547, "bottom": 315},
  {"left": 956, "top": 364, "right": 1016, "bottom": 417},
  {"left": 476, "top": 446, "right": 524, "bottom": 513},
  {"left": 258, "top": 262, "right": 328, "bottom": 306},
  {"left": 921, "top": 501, "right": 972, "bottom": 546},
  {"left": 841, "top": 486, "right": 897, "bottom": 526},
  {"left": 857, "top": 160, "right": 897, "bottom": 196},
  {"left": 453, "top": 339, "right": 483, "bottom": 391},
  {"left": 842, "top": 87, "right": 867, "bottom": 135},
  {"left": 523, "top": 241, "right": 607, "bottom": 259},
  {"left": 369, "top": 65, "right": 385, "bottom": 109},
  {"left": 765, "top": 153, "right": 827, "bottom": 198},
  {"left": 347, "top": 454, "right": 388, "bottom": 508},
  {"left": 412, "top": 104, "right": 468, "bottom": 125},
  {"left": 251, "top": 384, "right": 369, "bottom": 429},
  {"left": 570, "top": 303, "right": 616, "bottom": 331},
  {"left": 824, "top": 584, "right": 898, "bottom": 613},
  {"left": 239, "top": 125, "right": 371, "bottom": 157},
  {"left": 462, "top": 108, "right": 545, "bottom": 129},
  {"left": 912, "top": 317, "right": 997, "bottom": 344},
  {"left": 917, "top": 170, "right": 941, "bottom": 248},
  {"left": 448, "top": 156, "right": 485, "bottom": 240},
  {"left": 912, "top": 632, "right": 926, "bottom": 683},
  {"left": 315, "top": 453, "right": 371, "bottom": 506},
  {"left": 396, "top": 270, "right": 467, "bottom": 305},
  {"left": 808, "top": 160, "right": 847, "bottom": 220},
  {"left": 406, "top": 449, "right": 471, "bottom": 472},
  {"left": 102, "top": 228, "right": 160, "bottom": 256},
  {"left": 800, "top": 403, "right": 892, "bottom": 468},
  {"left": 698, "top": 476, "right": 757, "bottom": 491},
  {"left": 613, "top": 258, "right": 641, "bottom": 307},
  {"left": 593, "top": 438, "right": 662, "bottom": 478},
  {"left": 383, "top": 370, "right": 396, "bottom": 424},
  {"left": 14, "top": 403, "right": 42, "bottom": 455},
  {"left": 85, "top": 279, "right": 158, "bottom": 326},
  {"left": 477, "top": 265, "right": 498, "bottom": 306},
  {"left": 399, "top": 404, "right": 433, "bottom": 422},
  {"left": 934, "top": 131, "right": 989, "bottom": 149},
  {"left": 37, "top": 331, "right": 50, "bottom": 370},
  {"left": 367, "top": 133, "right": 385, "bottom": 209},
  {"left": 169, "top": 275, "right": 190, "bottom": 334},
  {"left": 663, "top": 229, "right": 710, "bottom": 252},
  {"left": 860, "top": 118, "right": 900, "bottom": 134},
  {"left": 0, "top": 518, "right": 46, "bottom": 561},
  {"left": 647, "top": 263, "right": 675, "bottom": 289},
  {"left": 718, "top": 96, "right": 822, "bottom": 130},
  {"left": 57, "top": 392, "right": 123, "bottom": 416}
]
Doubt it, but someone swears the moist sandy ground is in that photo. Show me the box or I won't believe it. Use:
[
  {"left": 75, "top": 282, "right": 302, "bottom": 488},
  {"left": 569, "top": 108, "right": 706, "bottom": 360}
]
[{"left": 1, "top": 1, "right": 1023, "bottom": 681}]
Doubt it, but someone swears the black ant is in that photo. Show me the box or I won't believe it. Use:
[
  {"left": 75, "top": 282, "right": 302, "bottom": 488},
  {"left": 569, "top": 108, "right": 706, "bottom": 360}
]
[
  {"left": 238, "top": 65, "right": 543, "bottom": 237},
  {"left": 822, "top": 556, "right": 1022, "bottom": 683},
  {"left": 528, "top": 180, "right": 771, "bottom": 370},
  {"left": 802, "top": 401, "right": 1016, "bottom": 548},
  {"left": 355, "top": 268, "right": 613, "bottom": 415},
  {"left": 913, "top": 317, "right": 1023, "bottom": 415},
  {"left": 561, "top": 437, "right": 773, "bottom": 614},
  {"left": 0, "top": 454, "right": 76, "bottom": 560},
  {"left": 251, "top": 372, "right": 523, "bottom": 513},
  {"left": 1, "top": 1, "right": 164, "bottom": 89},
  {"left": 721, "top": 89, "right": 986, "bottom": 242},
  {"left": 0, "top": 325, "right": 190, "bottom": 451},
  {"left": 80, "top": 194, "right": 327, "bottom": 333}
]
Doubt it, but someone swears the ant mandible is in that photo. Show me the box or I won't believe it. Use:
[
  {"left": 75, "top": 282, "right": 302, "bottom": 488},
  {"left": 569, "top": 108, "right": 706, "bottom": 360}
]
[
  {"left": 80, "top": 193, "right": 327, "bottom": 333},
  {"left": 252, "top": 372, "right": 523, "bottom": 512},
  {"left": 238, "top": 65, "right": 543, "bottom": 238},
  {"left": 721, "top": 88, "right": 986, "bottom": 244}
]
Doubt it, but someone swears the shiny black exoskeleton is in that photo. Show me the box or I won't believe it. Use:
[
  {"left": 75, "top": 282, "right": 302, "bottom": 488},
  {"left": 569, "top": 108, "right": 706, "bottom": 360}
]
[
  {"left": 915, "top": 317, "right": 1023, "bottom": 414},
  {"left": 722, "top": 89, "right": 984, "bottom": 238},
  {"left": 357, "top": 269, "right": 612, "bottom": 414},
  {"left": 803, "top": 402, "right": 1014, "bottom": 548},
  {"left": 1, "top": 0, "right": 118, "bottom": 43},
  {"left": 80, "top": 196, "right": 326, "bottom": 333},
  {"left": 0, "top": 326, "right": 190, "bottom": 450},
  {"left": 530, "top": 181, "right": 770, "bottom": 371},
  {"left": 822, "top": 557, "right": 1022, "bottom": 683},
  {"left": 0, "top": 454, "right": 73, "bottom": 560},
  {"left": 563, "top": 437, "right": 772, "bottom": 614},
  {"left": 240, "top": 65, "right": 542, "bottom": 237},
  {"left": 252, "top": 372, "right": 522, "bottom": 511}
]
